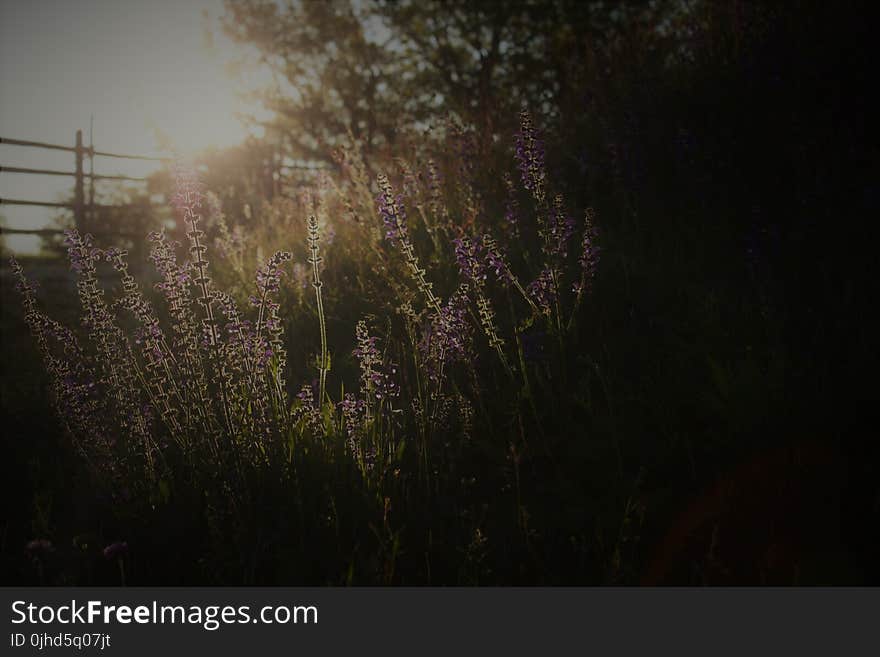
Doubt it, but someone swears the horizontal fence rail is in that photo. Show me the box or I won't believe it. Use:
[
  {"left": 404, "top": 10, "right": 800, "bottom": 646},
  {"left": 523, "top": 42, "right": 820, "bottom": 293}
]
[
  {"left": 1, "top": 136, "right": 170, "bottom": 161},
  {"left": 1, "top": 165, "right": 148, "bottom": 182},
  {"left": 91, "top": 148, "right": 170, "bottom": 162},
  {"left": 0, "top": 226, "right": 140, "bottom": 239},
  {"left": 0, "top": 198, "right": 155, "bottom": 210},
  {"left": 0, "top": 198, "right": 74, "bottom": 209},
  {"left": 0, "top": 136, "right": 79, "bottom": 153},
  {"left": 1, "top": 130, "right": 168, "bottom": 237},
  {"left": 2, "top": 130, "right": 330, "bottom": 243}
]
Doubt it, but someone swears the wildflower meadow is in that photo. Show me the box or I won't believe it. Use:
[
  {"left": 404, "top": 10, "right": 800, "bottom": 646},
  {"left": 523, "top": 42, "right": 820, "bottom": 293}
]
[{"left": 1, "top": 0, "right": 875, "bottom": 586}]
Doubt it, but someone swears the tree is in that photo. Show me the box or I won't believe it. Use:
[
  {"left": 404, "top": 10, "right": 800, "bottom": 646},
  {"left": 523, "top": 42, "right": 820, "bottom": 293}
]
[
  {"left": 221, "top": 0, "right": 688, "bottom": 165},
  {"left": 222, "top": 0, "right": 408, "bottom": 165}
]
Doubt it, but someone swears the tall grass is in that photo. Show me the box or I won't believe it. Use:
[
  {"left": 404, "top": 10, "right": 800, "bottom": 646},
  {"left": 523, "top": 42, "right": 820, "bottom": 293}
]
[{"left": 12, "top": 110, "right": 606, "bottom": 584}]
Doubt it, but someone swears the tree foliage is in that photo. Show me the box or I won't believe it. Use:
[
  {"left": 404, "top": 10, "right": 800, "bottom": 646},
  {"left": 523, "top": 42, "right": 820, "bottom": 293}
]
[{"left": 220, "top": 0, "right": 719, "bottom": 164}]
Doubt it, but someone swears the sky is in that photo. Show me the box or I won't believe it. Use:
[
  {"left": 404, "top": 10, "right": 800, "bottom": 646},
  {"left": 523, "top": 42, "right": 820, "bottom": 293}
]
[{"left": 0, "top": 0, "right": 264, "bottom": 253}]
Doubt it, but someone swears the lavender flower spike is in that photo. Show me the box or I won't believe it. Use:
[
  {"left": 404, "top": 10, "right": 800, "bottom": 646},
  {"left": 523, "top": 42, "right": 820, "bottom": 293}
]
[
  {"left": 376, "top": 173, "right": 443, "bottom": 314},
  {"left": 103, "top": 541, "right": 129, "bottom": 560},
  {"left": 514, "top": 109, "right": 547, "bottom": 206},
  {"left": 572, "top": 207, "right": 601, "bottom": 302}
]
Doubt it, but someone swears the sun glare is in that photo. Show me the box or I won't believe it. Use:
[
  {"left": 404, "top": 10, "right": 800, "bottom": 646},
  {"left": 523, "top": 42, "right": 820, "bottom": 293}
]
[{"left": 0, "top": 1, "right": 269, "bottom": 254}]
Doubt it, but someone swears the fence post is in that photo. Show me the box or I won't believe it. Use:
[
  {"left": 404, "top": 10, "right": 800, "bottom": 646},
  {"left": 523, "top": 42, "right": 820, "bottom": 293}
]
[
  {"left": 88, "top": 116, "right": 95, "bottom": 222},
  {"left": 74, "top": 129, "right": 85, "bottom": 232}
]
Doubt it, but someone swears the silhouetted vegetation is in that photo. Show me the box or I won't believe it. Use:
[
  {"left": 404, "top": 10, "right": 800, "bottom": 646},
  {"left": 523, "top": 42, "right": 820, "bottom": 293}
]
[{"left": 1, "top": 0, "right": 876, "bottom": 585}]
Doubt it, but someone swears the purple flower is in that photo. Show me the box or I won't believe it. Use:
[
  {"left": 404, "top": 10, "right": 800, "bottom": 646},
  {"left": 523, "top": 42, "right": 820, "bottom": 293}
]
[
  {"left": 340, "top": 392, "right": 377, "bottom": 470},
  {"left": 25, "top": 539, "right": 54, "bottom": 558},
  {"left": 452, "top": 236, "right": 486, "bottom": 284},
  {"left": 514, "top": 109, "right": 546, "bottom": 204},
  {"left": 543, "top": 195, "right": 576, "bottom": 262},
  {"left": 255, "top": 251, "right": 291, "bottom": 296},
  {"left": 419, "top": 285, "right": 473, "bottom": 383},
  {"left": 573, "top": 208, "right": 600, "bottom": 298},
  {"left": 527, "top": 268, "right": 557, "bottom": 315},
  {"left": 254, "top": 251, "right": 292, "bottom": 375},
  {"left": 425, "top": 159, "right": 447, "bottom": 221},
  {"left": 376, "top": 174, "right": 408, "bottom": 245},
  {"left": 297, "top": 383, "right": 315, "bottom": 406},
  {"left": 102, "top": 541, "right": 128, "bottom": 560},
  {"left": 502, "top": 172, "right": 520, "bottom": 237},
  {"left": 354, "top": 321, "right": 398, "bottom": 402},
  {"left": 64, "top": 229, "right": 101, "bottom": 275},
  {"left": 295, "top": 382, "right": 324, "bottom": 437},
  {"left": 340, "top": 393, "right": 366, "bottom": 453},
  {"left": 482, "top": 236, "right": 515, "bottom": 287},
  {"left": 340, "top": 394, "right": 365, "bottom": 433}
]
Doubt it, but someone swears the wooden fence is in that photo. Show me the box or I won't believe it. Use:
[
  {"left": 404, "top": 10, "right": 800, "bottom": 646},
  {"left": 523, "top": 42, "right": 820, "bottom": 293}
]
[
  {"left": 0, "top": 130, "right": 168, "bottom": 238},
  {"left": 1, "top": 130, "right": 330, "bottom": 240}
]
